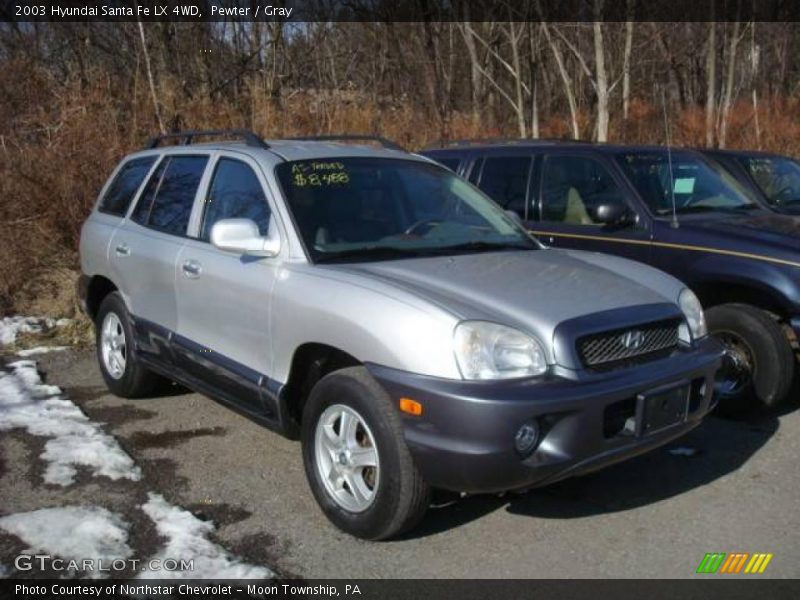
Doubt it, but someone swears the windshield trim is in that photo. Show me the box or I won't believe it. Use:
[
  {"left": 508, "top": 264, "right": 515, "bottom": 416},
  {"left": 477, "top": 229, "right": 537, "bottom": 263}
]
[{"left": 273, "top": 156, "right": 540, "bottom": 265}]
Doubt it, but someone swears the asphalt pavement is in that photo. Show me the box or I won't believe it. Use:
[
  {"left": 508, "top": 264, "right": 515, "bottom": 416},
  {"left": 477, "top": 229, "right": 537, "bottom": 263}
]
[{"left": 1, "top": 349, "right": 798, "bottom": 579}]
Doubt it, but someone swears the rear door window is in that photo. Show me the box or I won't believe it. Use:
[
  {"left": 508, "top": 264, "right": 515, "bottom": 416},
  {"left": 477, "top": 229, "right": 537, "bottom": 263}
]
[
  {"left": 132, "top": 155, "right": 209, "bottom": 236},
  {"left": 476, "top": 156, "right": 532, "bottom": 218},
  {"left": 98, "top": 156, "right": 157, "bottom": 216}
]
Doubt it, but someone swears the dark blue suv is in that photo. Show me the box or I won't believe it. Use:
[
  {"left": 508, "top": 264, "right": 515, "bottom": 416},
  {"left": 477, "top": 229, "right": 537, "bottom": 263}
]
[{"left": 421, "top": 141, "right": 800, "bottom": 413}]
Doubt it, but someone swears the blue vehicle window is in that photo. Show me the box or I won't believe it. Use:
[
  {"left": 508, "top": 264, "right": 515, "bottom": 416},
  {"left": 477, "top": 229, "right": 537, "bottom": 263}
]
[
  {"left": 618, "top": 152, "right": 756, "bottom": 216},
  {"left": 132, "top": 156, "right": 209, "bottom": 235},
  {"left": 740, "top": 156, "right": 800, "bottom": 208},
  {"left": 99, "top": 156, "right": 157, "bottom": 216},
  {"left": 200, "top": 159, "right": 271, "bottom": 241},
  {"left": 541, "top": 155, "right": 625, "bottom": 225},
  {"left": 477, "top": 156, "right": 531, "bottom": 218}
]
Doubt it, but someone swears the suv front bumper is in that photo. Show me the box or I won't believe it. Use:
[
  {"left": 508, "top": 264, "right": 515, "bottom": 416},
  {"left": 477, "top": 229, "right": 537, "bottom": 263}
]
[{"left": 367, "top": 337, "right": 722, "bottom": 494}]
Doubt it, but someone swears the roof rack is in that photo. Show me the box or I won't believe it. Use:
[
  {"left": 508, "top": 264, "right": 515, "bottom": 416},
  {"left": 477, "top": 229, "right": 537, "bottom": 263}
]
[
  {"left": 285, "top": 135, "right": 406, "bottom": 152},
  {"left": 146, "top": 129, "right": 270, "bottom": 149},
  {"left": 422, "top": 137, "right": 587, "bottom": 150}
]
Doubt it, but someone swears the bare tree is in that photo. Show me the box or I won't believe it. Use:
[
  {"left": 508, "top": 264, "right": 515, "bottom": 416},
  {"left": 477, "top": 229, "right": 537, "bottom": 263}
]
[
  {"left": 539, "top": 21, "right": 580, "bottom": 139},
  {"left": 705, "top": 14, "right": 717, "bottom": 147},
  {"left": 719, "top": 11, "right": 743, "bottom": 148},
  {"left": 593, "top": 1, "right": 610, "bottom": 142},
  {"left": 622, "top": 0, "right": 635, "bottom": 120},
  {"left": 136, "top": 20, "right": 165, "bottom": 134}
]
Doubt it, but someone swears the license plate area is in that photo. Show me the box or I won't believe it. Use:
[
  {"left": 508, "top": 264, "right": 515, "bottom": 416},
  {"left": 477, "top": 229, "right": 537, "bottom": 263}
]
[{"left": 635, "top": 382, "right": 690, "bottom": 436}]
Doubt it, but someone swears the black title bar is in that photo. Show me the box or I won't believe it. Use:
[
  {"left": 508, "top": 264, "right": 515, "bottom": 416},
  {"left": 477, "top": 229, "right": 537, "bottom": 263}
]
[{"left": 4, "top": 0, "right": 800, "bottom": 23}]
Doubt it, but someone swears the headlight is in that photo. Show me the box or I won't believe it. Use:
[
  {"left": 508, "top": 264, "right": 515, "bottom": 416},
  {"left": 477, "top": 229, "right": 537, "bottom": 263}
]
[
  {"left": 678, "top": 288, "right": 707, "bottom": 343},
  {"left": 453, "top": 321, "right": 548, "bottom": 380}
]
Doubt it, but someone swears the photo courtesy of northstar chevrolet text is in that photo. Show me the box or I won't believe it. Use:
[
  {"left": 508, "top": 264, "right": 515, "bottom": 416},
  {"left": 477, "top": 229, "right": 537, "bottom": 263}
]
[{"left": 0, "top": 0, "right": 798, "bottom": 596}]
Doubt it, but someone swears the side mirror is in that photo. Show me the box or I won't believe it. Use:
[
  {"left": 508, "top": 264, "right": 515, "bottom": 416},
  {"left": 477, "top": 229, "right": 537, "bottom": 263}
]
[
  {"left": 594, "top": 201, "right": 631, "bottom": 227},
  {"left": 210, "top": 218, "right": 280, "bottom": 257}
]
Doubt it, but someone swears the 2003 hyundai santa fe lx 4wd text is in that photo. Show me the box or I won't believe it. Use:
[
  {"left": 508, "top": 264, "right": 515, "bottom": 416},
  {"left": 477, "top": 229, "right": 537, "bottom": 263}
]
[{"left": 78, "top": 130, "right": 722, "bottom": 539}]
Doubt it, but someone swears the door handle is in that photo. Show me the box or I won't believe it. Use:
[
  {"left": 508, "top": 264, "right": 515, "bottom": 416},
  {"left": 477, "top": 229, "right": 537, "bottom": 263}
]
[
  {"left": 115, "top": 243, "right": 130, "bottom": 257},
  {"left": 181, "top": 260, "right": 202, "bottom": 278}
]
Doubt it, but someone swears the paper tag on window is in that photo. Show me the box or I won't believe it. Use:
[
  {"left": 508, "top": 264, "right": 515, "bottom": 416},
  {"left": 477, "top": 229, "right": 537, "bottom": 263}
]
[{"left": 673, "top": 177, "right": 695, "bottom": 194}]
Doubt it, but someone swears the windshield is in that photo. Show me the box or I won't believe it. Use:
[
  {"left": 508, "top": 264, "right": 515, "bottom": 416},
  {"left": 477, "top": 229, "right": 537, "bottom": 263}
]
[
  {"left": 275, "top": 158, "right": 537, "bottom": 263},
  {"left": 739, "top": 156, "right": 800, "bottom": 207},
  {"left": 617, "top": 152, "right": 757, "bottom": 216}
]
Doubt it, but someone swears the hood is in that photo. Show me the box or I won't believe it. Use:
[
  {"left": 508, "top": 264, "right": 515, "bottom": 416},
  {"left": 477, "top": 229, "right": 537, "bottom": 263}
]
[
  {"left": 327, "top": 248, "right": 685, "bottom": 359},
  {"left": 674, "top": 211, "right": 800, "bottom": 253}
]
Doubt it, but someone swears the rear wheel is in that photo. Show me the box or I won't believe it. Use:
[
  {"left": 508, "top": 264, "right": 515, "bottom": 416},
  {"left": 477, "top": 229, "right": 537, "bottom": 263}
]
[
  {"left": 95, "top": 292, "right": 162, "bottom": 398},
  {"left": 706, "top": 303, "right": 794, "bottom": 415},
  {"left": 301, "top": 367, "right": 430, "bottom": 540}
]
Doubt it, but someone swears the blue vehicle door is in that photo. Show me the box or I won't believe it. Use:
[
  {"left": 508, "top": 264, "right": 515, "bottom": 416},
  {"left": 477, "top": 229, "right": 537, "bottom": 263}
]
[{"left": 530, "top": 152, "right": 653, "bottom": 264}]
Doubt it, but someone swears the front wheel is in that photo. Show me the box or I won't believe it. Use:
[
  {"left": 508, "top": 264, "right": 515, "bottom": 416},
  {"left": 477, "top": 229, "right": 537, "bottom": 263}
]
[
  {"left": 706, "top": 303, "right": 795, "bottom": 415},
  {"left": 301, "top": 367, "right": 430, "bottom": 540}
]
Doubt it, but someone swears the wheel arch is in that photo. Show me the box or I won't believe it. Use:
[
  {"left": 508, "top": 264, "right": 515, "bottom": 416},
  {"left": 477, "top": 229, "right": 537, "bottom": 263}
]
[
  {"left": 86, "top": 275, "right": 119, "bottom": 320},
  {"left": 691, "top": 280, "right": 791, "bottom": 320},
  {"left": 281, "top": 342, "right": 362, "bottom": 435}
]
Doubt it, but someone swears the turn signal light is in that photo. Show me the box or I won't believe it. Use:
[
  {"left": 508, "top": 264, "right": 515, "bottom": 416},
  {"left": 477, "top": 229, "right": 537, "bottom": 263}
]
[{"left": 399, "top": 397, "right": 423, "bottom": 416}]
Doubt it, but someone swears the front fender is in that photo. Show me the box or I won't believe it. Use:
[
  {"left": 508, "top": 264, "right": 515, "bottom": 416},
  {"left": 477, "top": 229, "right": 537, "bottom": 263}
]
[
  {"left": 270, "top": 265, "right": 462, "bottom": 383},
  {"left": 683, "top": 253, "right": 800, "bottom": 314}
]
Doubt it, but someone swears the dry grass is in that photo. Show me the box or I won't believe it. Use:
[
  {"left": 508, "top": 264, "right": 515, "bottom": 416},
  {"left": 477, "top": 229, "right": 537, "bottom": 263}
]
[
  {"left": 3, "top": 60, "right": 800, "bottom": 323},
  {"left": 9, "top": 313, "right": 94, "bottom": 352}
]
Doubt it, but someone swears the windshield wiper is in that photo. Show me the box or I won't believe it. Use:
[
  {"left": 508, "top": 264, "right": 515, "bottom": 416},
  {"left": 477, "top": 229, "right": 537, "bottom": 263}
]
[
  {"left": 428, "top": 240, "right": 537, "bottom": 255},
  {"left": 660, "top": 205, "right": 755, "bottom": 215},
  {"left": 658, "top": 205, "right": 715, "bottom": 215},
  {"left": 315, "top": 246, "right": 429, "bottom": 264}
]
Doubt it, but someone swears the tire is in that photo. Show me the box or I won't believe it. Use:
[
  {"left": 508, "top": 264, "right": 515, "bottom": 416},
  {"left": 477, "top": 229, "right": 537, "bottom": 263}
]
[
  {"left": 301, "top": 366, "right": 430, "bottom": 540},
  {"left": 706, "top": 303, "right": 795, "bottom": 414},
  {"left": 95, "top": 292, "right": 161, "bottom": 398}
]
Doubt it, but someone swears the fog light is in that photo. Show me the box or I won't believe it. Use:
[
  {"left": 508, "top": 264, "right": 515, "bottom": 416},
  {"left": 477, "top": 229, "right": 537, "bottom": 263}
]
[{"left": 514, "top": 421, "right": 540, "bottom": 457}]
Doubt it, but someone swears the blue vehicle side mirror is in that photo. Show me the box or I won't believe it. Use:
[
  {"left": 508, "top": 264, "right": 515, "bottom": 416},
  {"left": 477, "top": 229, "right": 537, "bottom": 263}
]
[{"left": 595, "top": 201, "right": 631, "bottom": 226}]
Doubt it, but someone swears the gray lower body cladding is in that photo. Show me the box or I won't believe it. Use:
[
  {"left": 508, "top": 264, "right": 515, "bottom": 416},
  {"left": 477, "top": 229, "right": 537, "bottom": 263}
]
[{"left": 367, "top": 337, "right": 723, "bottom": 494}]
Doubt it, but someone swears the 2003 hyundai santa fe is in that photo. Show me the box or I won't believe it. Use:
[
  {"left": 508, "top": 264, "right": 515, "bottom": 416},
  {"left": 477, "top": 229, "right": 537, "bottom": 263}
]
[{"left": 78, "top": 130, "right": 722, "bottom": 539}]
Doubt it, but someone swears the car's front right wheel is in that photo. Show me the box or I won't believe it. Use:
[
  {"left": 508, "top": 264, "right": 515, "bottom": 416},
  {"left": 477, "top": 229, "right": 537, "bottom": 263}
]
[
  {"left": 301, "top": 366, "right": 430, "bottom": 540},
  {"left": 706, "top": 303, "right": 795, "bottom": 415}
]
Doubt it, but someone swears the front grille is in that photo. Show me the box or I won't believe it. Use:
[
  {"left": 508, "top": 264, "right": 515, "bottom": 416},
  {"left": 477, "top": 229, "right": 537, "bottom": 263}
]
[{"left": 577, "top": 318, "right": 681, "bottom": 369}]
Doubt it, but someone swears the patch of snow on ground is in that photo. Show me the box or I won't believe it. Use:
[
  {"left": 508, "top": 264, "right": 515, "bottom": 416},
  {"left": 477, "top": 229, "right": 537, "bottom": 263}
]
[
  {"left": 0, "top": 316, "right": 71, "bottom": 346},
  {"left": 0, "top": 506, "right": 131, "bottom": 579},
  {"left": 139, "top": 493, "right": 273, "bottom": 580},
  {"left": 16, "top": 346, "right": 69, "bottom": 357},
  {"left": 0, "top": 360, "right": 141, "bottom": 485}
]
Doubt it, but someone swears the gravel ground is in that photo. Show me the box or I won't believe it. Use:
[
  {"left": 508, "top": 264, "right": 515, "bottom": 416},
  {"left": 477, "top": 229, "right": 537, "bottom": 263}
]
[{"left": 1, "top": 348, "right": 798, "bottom": 579}]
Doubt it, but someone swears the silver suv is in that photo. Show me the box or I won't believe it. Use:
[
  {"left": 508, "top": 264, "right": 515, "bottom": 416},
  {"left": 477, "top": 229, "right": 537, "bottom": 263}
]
[{"left": 78, "top": 130, "right": 722, "bottom": 540}]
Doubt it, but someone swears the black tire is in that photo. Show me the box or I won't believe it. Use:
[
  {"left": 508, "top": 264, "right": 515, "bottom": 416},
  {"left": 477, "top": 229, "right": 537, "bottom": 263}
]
[
  {"left": 706, "top": 303, "right": 794, "bottom": 414},
  {"left": 95, "top": 292, "right": 161, "bottom": 398},
  {"left": 301, "top": 366, "right": 430, "bottom": 540}
]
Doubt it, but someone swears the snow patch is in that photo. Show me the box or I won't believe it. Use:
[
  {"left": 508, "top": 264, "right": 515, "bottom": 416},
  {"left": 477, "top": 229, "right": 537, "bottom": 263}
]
[
  {"left": 0, "top": 506, "right": 131, "bottom": 579},
  {"left": 0, "top": 316, "right": 71, "bottom": 346},
  {"left": 139, "top": 493, "right": 273, "bottom": 580},
  {"left": 16, "top": 346, "right": 69, "bottom": 357},
  {"left": 0, "top": 360, "right": 141, "bottom": 486}
]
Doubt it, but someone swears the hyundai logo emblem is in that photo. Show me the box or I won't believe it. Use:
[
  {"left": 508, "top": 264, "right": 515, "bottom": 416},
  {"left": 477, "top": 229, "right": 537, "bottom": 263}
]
[{"left": 620, "top": 330, "right": 645, "bottom": 350}]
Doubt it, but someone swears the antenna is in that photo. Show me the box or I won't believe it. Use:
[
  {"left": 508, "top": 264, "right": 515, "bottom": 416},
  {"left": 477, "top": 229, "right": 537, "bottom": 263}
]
[{"left": 661, "top": 88, "right": 680, "bottom": 229}]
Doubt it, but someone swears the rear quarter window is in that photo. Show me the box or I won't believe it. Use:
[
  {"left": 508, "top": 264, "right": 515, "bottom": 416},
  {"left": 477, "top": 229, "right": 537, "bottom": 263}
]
[{"left": 98, "top": 156, "right": 157, "bottom": 216}]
